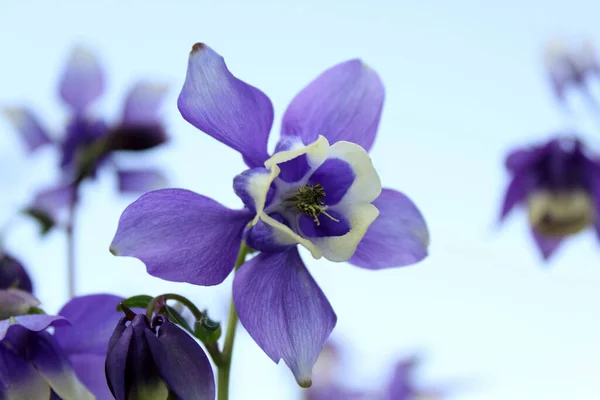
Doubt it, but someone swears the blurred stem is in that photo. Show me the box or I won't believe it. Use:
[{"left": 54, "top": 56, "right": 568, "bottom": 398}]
[
  {"left": 218, "top": 242, "right": 251, "bottom": 400},
  {"left": 66, "top": 192, "right": 78, "bottom": 299}
]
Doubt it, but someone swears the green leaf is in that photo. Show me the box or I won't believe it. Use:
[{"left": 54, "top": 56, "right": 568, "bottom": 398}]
[{"left": 117, "top": 295, "right": 153, "bottom": 311}]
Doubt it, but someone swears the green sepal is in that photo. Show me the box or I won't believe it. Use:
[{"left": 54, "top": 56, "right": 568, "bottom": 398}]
[{"left": 21, "top": 208, "right": 55, "bottom": 236}]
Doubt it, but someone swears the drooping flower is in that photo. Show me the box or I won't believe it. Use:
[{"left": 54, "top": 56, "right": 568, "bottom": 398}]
[
  {"left": 105, "top": 311, "right": 215, "bottom": 400},
  {"left": 0, "top": 288, "right": 39, "bottom": 320},
  {"left": 110, "top": 43, "right": 429, "bottom": 386},
  {"left": 500, "top": 136, "right": 600, "bottom": 260},
  {"left": 3, "top": 47, "right": 168, "bottom": 224},
  {"left": 0, "top": 297, "right": 93, "bottom": 399},
  {"left": 0, "top": 251, "right": 33, "bottom": 292},
  {"left": 53, "top": 294, "right": 127, "bottom": 400},
  {"left": 544, "top": 38, "right": 600, "bottom": 103}
]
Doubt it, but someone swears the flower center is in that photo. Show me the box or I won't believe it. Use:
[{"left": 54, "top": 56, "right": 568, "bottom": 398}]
[
  {"left": 527, "top": 190, "right": 595, "bottom": 236},
  {"left": 286, "top": 183, "right": 340, "bottom": 226}
]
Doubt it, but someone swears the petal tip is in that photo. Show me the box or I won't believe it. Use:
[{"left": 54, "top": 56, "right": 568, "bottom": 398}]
[
  {"left": 297, "top": 378, "right": 312, "bottom": 388},
  {"left": 109, "top": 246, "right": 119, "bottom": 256},
  {"left": 191, "top": 42, "right": 208, "bottom": 54}
]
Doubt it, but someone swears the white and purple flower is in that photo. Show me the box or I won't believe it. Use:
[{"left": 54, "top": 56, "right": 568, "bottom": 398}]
[
  {"left": 110, "top": 43, "right": 429, "bottom": 386},
  {"left": 500, "top": 136, "right": 600, "bottom": 260}
]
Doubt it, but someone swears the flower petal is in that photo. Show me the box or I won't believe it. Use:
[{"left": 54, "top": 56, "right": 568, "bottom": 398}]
[
  {"left": 59, "top": 47, "right": 105, "bottom": 111},
  {"left": 0, "top": 253, "right": 33, "bottom": 292},
  {"left": 500, "top": 171, "right": 532, "bottom": 221},
  {"left": 178, "top": 43, "right": 274, "bottom": 167},
  {"left": 281, "top": 60, "right": 384, "bottom": 152},
  {"left": 110, "top": 189, "right": 252, "bottom": 285},
  {"left": 54, "top": 294, "right": 124, "bottom": 357},
  {"left": 0, "top": 345, "right": 51, "bottom": 400},
  {"left": 233, "top": 167, "right": 277, "bottom": 215},
  {"left": 117, "top": 169, "right": 168, "bottom": 194},
  {"left": 121, "top": 82, "right": 168, "bottom": 126},
  {"left": 531, "top": 229, "right": 563, "bottom": 260},
  {"left": 68, "top": 354, "right": 112, "bottom": 400},
  {"left": 349, "top": 188, "right": 429, "bottom": 269},
  {"left": 2, "top": 107, "right": 52, "bottom": 152},
  {"left": 0, "top": 315, "right": 68, "bottom": 341},
  {"left": 105, "top": 317, "right": 131, "bottom": 400},
  {"left": 233, "top": 247, "right": 336, "bottom": 387},
  {"left": 31, "top": 183, "right": 77, "bottom": 216},
  {"left": 0, "top": 289, "right": 40, "bottom": 320},
  {"left": 146, "top": 319, "right": 215, "bottom": 400},
  {"left": 29, "top": 332, "right": 94, "bottom": 400}
]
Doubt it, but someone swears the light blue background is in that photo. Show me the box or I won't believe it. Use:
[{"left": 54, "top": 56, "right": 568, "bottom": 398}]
[{"left": 2, "top": 1, "right": 600, "bottom": 399}]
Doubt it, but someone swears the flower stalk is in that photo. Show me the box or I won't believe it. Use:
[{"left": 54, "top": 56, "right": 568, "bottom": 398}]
[{"left": 218, "top": 241, "right": 251, "bottom": 400}]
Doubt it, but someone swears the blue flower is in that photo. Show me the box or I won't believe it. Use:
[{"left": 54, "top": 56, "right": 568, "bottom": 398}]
[{"left": 110, "top": 43, "right": 429, "bottom": 385}]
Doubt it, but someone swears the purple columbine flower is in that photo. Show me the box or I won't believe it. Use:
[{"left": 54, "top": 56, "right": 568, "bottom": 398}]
[
  {"left": 0, "top": 303, "right": 93, "bottom": 399},
  {"left": 544, "top": 38, "right": 600, "bottom": 103},
  {"left": 105, "top": 311, "right": 215, "bottom": 400},
  {"left": 110, "top": 43, "right": 429, "bottom": 386},
  {"left": 3, "top": 47, "right": 168, "bottom": 220},
  {"left": 500, "top": 136, "right": 600, "bottom": 260},
  {"left": 0, "top": 252, "right": 33, "bottom": 292}
]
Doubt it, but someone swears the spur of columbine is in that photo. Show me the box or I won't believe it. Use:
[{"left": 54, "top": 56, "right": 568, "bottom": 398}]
[{"left": 110, "top": 43, "right": 429, "bottom": 386}]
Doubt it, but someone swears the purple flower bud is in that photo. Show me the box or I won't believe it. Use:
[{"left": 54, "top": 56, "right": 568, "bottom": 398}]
[{"left": 105, "top": 313, "right": 215, "bottom": 400}]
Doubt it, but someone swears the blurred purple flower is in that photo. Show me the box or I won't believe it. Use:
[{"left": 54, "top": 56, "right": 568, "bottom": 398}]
[
  {"left": 306, "top": 345, "right": 443, "bottom": 400},
  {"left": 3, "top": 47, "right": 169, "bottom": 222},
  {"left": 110, "top": 43, "right": 429, "bottom": 386},
  {"left": 0, "top": 312, "right": 93, "bottom": 399},
  {"left": 105, "top": 312, "right": 215, "bottom": 400},
  {"left": 500, "top": 136, "right": 600, "bottom": 260},
  {"left": 0, "top": 288, "right": 39, "bottom": 320},
  {"left": 0, "top": 252, "right": 33, "bottom": 292},
  {"left": 544, "top": 38, "right": 600, "bottom": 103}
]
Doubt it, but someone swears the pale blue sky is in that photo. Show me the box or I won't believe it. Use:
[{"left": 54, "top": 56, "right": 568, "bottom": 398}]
[{"left": 2, "top": 1, "right": 600, "bottom": 399}]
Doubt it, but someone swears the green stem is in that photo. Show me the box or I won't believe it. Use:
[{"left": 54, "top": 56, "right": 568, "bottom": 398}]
[
  {"left": 66, "top": 195, "right": 78, "bottom": 299},
  {"left": 218, "top": 242, "right": 251, "bottom": 400}
]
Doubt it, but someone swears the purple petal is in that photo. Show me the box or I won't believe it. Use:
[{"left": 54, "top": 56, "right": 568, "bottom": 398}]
[
  {"left": 234, "top": 247, "right": 337, "bottom": 387},
  {"left": 281, "top": 59, "right": 384, "bottom": 152},
  {"left": 0, "top": 289, "right": 40, "bottom": 319},
  {"left": 500, "top": 171, "right": 532, "bottom": 221},
  {"left": 126, "top": 316, "right": 167, "bottom": 399},
  {"left": 386, "top": 358, "right": 417, "bottom": 400},
  {"left": 532, "top": 229, "right": 563, "bottom": 260},
  {"left": 0, "top": 315, "right": 68, "bottom": 341},
  {"left": 29, "top": 332, "right": 94, "bottom": 399},
  {"left": 177, "top": 43, "right": 274, "bottom": 168},
  {"left": 110, "top": 189, "right": 252, "bottom": 286},
  {"left": 121, "top": 82, "right": 168, "bottom": 126},
  {"left": 117, "top": 169, "right": 168, "bottom": 194},
  {"left": 0, "top": 345, "right": 51, "bottom": 399},
  {"left": 54, "top": 294, "right": 124, "bottom": 357},
  {"left": 59, "top": 47, "right": 105, "bottom": 111},
  {"left": 298, "top": 210, "right": 350, "bottom": 238},
  {"left": 105, "top": 317, "right": 131, "bottom": 400},
  {"left": 349, "top": 188, "right": 429, "bottom": 269},
  {"left": 146, "top": 319, "right": 215, "bottom": 399},
  {"left": 243, "top": 213, "right": 294, "bottom": 253},
  {"left": 278, "top": 154, "right": 311, "bottom": 183},
  {"left": 308, "top": 158, "right": 355, "bottom": 205},
  {"left": 31, "top": 183, "right": 77, "bottom": 215},
  {"left": 3, "top": 107, "right": 52, "bottom": 152},
  {"left": 0, "top": 253, "right": 33, "bottom": 292},
  {"left": 68, "top": 354, "right": 112, "bottom": 400}
]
